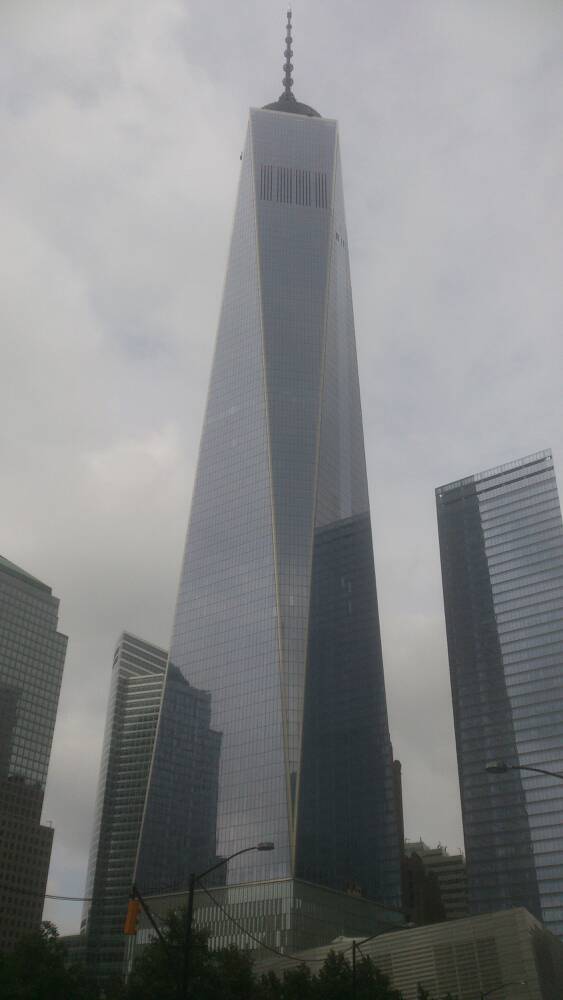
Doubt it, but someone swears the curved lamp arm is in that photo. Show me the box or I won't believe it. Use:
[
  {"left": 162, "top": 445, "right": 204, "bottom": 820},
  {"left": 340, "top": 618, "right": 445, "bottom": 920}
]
[{"left": 486, "top": 760, "right": 563, "bottom": 781}]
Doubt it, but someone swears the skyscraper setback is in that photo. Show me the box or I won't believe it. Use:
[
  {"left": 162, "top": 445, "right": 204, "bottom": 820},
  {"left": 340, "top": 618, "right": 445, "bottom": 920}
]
[
  {"left": 135, "top": 12, "right": 401, "bottom": 928},
  {"left": 436, "top": 450, "right": 563, "bottom": 940}
]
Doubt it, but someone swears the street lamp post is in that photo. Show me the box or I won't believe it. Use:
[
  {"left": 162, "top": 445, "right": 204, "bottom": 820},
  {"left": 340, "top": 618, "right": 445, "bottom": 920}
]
[
  {"left": 181, "top": 840, "right": 275, "bottom": 1000},
  {"left": 486, "top": 760, "right": 563, "bottom": 781}
]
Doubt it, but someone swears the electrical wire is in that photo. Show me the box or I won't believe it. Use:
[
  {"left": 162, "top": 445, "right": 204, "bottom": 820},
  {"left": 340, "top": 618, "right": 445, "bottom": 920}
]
[
  {"left": 47, "top": 893, "right": 91, "bottom": 902},
  {"left": 145, "top": 881, "right": 393, "bottom": 967},
  {"left": 0, "top": 884, "right": 91, "bottom": 902},
  {"left": 196, "top": 886, "right": 401, "bottom": 968},
  {"left": 197, "top": 882, "right": 328, "bottom": 965}
]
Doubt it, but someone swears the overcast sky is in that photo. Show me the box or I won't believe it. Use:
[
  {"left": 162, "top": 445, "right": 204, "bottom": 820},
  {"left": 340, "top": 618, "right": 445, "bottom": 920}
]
[{"left": 2, "top": 0, "right": 562, "bottom": 934}]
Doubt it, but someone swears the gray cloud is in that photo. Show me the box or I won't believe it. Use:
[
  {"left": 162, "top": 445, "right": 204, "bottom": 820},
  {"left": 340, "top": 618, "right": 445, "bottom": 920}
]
[{"left": 1, "top": 0, "right": 562, "bottom": 933}]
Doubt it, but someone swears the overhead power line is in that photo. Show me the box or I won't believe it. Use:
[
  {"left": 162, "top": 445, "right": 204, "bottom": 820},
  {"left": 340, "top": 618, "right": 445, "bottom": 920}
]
[
  {"left": 0, "top": 884, "right": 91, "bottom": 902},
  {"left": 198, "top": 882, "right": 329, "bottom": 964}
]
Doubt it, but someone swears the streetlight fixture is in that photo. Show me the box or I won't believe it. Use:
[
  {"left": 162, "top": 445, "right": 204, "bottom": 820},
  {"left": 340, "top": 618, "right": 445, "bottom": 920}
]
[
  {"left": 182, "top": 840, "right": 275, "bottom": 999},
  {"left": 486, "top": 760, "right": 563, "bottom": 781},
  {"left": 480, "top": 981, "right": 527, "bottom": 999}
]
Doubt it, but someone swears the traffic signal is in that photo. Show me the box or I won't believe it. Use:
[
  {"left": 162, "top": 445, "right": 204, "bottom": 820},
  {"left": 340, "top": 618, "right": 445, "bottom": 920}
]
[{"left": 123, "top": 897, "right": 141, "bottom": 935}]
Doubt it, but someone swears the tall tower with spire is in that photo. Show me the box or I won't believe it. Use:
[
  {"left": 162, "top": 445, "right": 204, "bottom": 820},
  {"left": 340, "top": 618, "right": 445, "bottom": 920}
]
[{"left": 135, "top": 12, "right": 402, "bottom": 948}]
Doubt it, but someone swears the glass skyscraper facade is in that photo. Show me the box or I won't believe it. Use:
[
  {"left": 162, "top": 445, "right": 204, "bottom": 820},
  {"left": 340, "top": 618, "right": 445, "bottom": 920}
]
[
  {"left": 0, "top": 554, "right": 67, "bottom": 950},
  {"left": 82, "top": 634, "right": 167, "bottom": 980},
  {"left": 436, "top": 450, "right": 563, "bottom": 939},
  {"left": 135, "top": 31, "right": 401, "bottom": 926},
  {"left": 83, "top": 632, "right": 221, "bottom": 982}
]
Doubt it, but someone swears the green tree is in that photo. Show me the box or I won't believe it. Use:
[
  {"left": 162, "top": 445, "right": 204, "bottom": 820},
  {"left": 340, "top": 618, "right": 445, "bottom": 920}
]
[
  {"left": 124, "top": 906, "right": 256, "bottom": 1000},
  {"left": 257, "top": 968, "right": 285, "bottom": 1000},
  {"left": 313, "top": 949, "right": 352, "bottom": 999},
  {"left": 257, "top": 961, "right": 315, "bottom": 1000},
  {"left": 280, "top": 962, "right": 314, "bottom": 1000},
  {"left": 124, "top": 907, "right": 206, "bottom": 999},
  {"left": 211, "top": 944, "right": 256, "bottom": 999},
  {"left": 355, "top": 954, "right": 403, "bottom": 1000},
  {"left": 417, "top": 987, "right": 433, "bottom": 1000},
  {"left": 0, "top": 921, "right": 98, "bottom": 1000},
  {"left": 123, "top": 908, "right": 408, "bottom": 1000}
]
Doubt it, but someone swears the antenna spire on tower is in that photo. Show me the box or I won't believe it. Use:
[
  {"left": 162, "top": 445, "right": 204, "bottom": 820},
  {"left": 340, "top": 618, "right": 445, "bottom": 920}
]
[
  {"left": 262, "top": 8, "right": 320, "bottom": 117},
  {"left": 282, "top": 9, "right": 295, "bottom": 100}
]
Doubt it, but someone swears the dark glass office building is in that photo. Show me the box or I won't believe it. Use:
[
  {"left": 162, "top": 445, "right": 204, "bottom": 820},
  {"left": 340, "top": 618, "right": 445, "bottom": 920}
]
[
  {"left": 0, "top": 554, "right": 67, "bottom": 950},
  {"left": 436, "top": 450, "right": 563, "bottom": 939},
  {"left": 83, "top": 632, "right": 221, "bottom": 982},
  {"left": 135, "top": 16, "right": 401, "bottom": 937},
  {"left": 82, "top": 634, "right": 167, "bottom": 980}
]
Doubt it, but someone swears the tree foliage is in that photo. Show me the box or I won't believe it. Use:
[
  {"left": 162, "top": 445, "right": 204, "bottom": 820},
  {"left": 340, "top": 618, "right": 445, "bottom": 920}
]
[
  {"left": 0, "top": 921, "right": 98, "bottom": 1000},
  {"left": 124, "top": 909, "right": 409, "bottom": 999},
  {"left": 0, "top": 914, "right": 456, "bottom": 1000},
  {"left": 124, "top": 907, "right": 255, "bottom": 1000},
  {"left": 124, "top": 910, "right": 461, "bottom": 999},
  {"left": 417, "top": 987, "right": 433, "bottom": 1000}
]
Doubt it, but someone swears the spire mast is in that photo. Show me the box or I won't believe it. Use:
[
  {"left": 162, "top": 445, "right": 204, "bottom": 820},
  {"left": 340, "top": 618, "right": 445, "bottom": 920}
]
[
  {"left": 262, "top": 8, "right": 320, "bottom": 116},
  {"left": 282, "top": 9, "right": 295, "bottom": 102}
]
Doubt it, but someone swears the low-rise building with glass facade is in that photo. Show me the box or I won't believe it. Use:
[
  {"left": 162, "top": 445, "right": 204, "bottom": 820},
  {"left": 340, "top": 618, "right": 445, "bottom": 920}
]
[
  {"left": 130, "top": 877, "right": 403, "bottom": 969},
  {"left": 0, "top": 554, "right": 67, "bottom": 950},
  {"left": 436, "top": 450, "right": 563, "bottom": 939}
]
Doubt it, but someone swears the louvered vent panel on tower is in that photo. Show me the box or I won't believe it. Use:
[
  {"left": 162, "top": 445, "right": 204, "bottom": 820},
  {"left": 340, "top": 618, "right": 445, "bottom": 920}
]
[
  {"left": 295, "top": 169, "right": 312, "bottom": 206},
  {"left": 260, "top": 164, "right": 274, "bottom": 201},
  {"left": 314, "top": 170, "right": 328, "bottom": 209},
  {"left": 259, "top": 165, "right": 327, "bottom": 208}
]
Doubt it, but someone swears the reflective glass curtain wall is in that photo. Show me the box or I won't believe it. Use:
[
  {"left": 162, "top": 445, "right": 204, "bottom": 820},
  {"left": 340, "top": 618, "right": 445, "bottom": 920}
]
[
  {"left": 136, "top": 104, "right": 400, "bottom": 908},
  {"left": 436, "top": 451, "right": 563, "bottom": 938},
  {"left": 0, "top": 555, "right": 67, "bottom": 949},
  {"left": 82, "top": 634, "right": 167, "bottom": 981}
]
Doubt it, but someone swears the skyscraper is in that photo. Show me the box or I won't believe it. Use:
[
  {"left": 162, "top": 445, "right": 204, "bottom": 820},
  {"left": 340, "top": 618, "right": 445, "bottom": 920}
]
[
  {"left": 82, "top": 633, "right": 221, "bottom": 982},
  {"left": 404, "top": 841, "right": 468, "bottom": 922},
  {"left": 82, "top": 634, "right": 167, "bottom": 980},
  {"left": 0, "top": 554, "right": 67, "bottom": 950},
  {"left": 136, "top": 12, "right": 401, "bottom": 932},
  {"left": 436, "top": 450, "right": 563, "bottom": 939}
]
